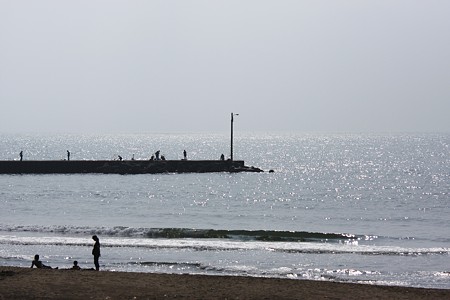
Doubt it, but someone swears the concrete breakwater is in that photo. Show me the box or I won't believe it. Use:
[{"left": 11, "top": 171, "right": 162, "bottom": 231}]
[{"left": 0, "top": 160, "right": 263, "bottom": 174}]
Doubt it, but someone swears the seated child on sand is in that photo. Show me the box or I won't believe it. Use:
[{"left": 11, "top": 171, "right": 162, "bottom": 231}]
[{"left": 72, "top": 260, "right": 81, "bottom": 270}]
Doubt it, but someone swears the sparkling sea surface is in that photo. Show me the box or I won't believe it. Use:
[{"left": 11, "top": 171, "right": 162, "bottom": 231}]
[{"left": 0, "top": 132, "right": 449, "bottom": 289}]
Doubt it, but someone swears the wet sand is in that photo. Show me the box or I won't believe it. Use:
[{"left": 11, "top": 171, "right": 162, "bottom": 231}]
[{"left": 1, "top": 266, "right": 449, "bottom": 299}]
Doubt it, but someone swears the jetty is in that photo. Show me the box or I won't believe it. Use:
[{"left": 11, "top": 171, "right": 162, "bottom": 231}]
[
  {"left": 1, "top": 113, "right": 265, "bottom": 174},
  {"left": 0, "top": 160, "right": 263, "bottom": 174}
]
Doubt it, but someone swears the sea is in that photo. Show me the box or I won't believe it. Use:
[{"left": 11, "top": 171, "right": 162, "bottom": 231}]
[{"left": 0, "top": 132, "right": 449, "bottom": 289}]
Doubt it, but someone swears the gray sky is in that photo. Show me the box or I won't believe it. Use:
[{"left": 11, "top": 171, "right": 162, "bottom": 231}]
[{"left": 1, "top": 1, "right": 449, "bottom": 133}]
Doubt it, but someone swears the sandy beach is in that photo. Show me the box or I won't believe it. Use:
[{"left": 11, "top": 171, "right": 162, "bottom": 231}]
[{"left": 1, "top": 266, "right": 449, "bottom": 299}]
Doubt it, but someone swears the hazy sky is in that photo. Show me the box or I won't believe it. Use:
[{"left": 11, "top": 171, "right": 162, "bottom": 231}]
[{"left": 1, "top": 1, "right": 449, "bottom": 133}]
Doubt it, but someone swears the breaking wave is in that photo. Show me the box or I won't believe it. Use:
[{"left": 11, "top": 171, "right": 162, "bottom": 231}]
[
  {"left": 0, "top": 224, "right": 449, "bottom": 257},
  {"left": 0, "top": 224, "right": 355, "bottom": 242}
]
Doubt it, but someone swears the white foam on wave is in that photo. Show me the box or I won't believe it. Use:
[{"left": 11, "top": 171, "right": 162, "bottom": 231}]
[{"left": 1, "top": 233, "right": 449, "bottom": 257}]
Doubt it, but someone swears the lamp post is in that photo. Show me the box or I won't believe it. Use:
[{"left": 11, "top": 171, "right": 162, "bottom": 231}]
[{"left": 230, "top": 112, "right": 239, "bottom": 161}]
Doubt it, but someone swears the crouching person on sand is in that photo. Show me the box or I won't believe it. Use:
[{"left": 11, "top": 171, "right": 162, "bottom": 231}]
[
  {"left": 31, "top": 254, "right": 56, "bottom": 269},
  {"left": 72, "top": 260, "right": 81, "bottom": 270}
]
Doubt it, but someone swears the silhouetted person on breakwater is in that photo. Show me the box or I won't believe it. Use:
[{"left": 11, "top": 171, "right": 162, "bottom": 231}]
[
  {"left": 31, "top": 254, "right": 54, "bottom": 269},
  {"left": 19, "top": 151, "right": 23, "bottom": 161},
  {"left": 183, "top": 150, "right": 187, "bottom": 160},
  {"left": 155, "top": 150, "right": 160, "bottom": 160},
  {"left": 92, "top": 235, "right": 101, "bottom": 271},
  {"left": 150, "top": 155, "right": 154, "bottom": 161},
  {"left": 67, "top": 150, "right": 70, "bottom": 161},
  {"left": 220, "top": 154, "right": 225, "bottom": 161},
  {"left": 118, "top": 155, "right": 123, "bottom": 161}
]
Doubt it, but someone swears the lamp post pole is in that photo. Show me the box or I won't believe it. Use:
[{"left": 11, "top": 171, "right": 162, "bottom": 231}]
[{"left": 230, "top": 112, "right": 239, "bottom": 161}]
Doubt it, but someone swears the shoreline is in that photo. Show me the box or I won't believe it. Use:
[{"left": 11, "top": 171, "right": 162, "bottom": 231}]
[{"left": 1, "top": 266, "right": 449, "bottom": 299}]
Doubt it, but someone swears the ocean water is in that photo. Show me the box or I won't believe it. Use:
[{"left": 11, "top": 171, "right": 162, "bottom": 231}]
[{"left": 0, "top": 132, "right": 449, "bottom": 289}]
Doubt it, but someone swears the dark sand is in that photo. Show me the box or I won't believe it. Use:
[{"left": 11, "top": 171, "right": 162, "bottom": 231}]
[{"left": 1, "top": 266, "right": 449, "bottom": 299}]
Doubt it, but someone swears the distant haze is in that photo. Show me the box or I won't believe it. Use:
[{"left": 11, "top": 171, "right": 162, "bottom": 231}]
[{"left": 1, "top": 1, "right": 449, "bottom": 133}]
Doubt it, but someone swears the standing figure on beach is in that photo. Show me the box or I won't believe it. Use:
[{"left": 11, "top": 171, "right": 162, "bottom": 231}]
[
  {"left": 183, "top": 150, "right": 187, "bottom": 160},
  {"left": 19, "top": 151, "right": 23, "bottom": 161},
  {"left": 220, "top": 154, "right": 225, "bottom": 161},
  {"left": 67, "top": 150, "right": 70, "bottom": 161},
  {"left": 30, "top": 254, "right": 53, "bottom": 269},
  {"left": 92, "top": 235, "right": 101, "bottom": 271},
  {"left": 155, "top": 150, "right": 160, "bottom": 160}
]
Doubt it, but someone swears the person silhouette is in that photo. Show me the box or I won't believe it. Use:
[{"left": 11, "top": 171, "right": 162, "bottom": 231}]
[
  {"left": 67, "top": 150, "right": 70, "bottom": 161},
  {"left": 183, "top": 150, "right": 187, "bottom": 160},
  {"left": 72, "top": 260, "right": 81, "bottom": 270},
  {"left": 30, "top": 254, "right": 53, "bottom": 269},
  {"left": 19, "top": 151, "right": 23, "bottom": 161},
  {"left": 92, "top": 235, "right": 101, "bottom": 271}
]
